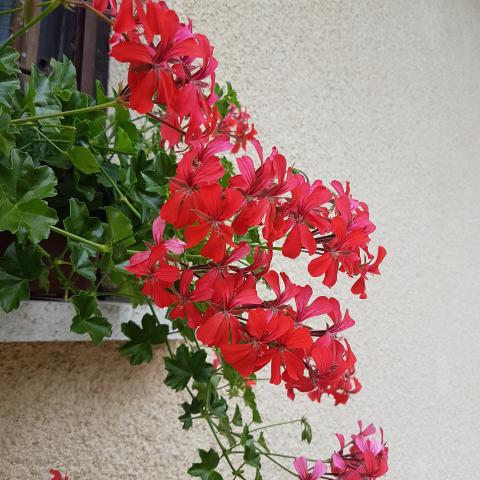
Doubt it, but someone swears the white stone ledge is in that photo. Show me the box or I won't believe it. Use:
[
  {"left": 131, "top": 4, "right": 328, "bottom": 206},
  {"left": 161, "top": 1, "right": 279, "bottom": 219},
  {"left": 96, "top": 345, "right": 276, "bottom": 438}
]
[{"left": 0, "top": 300, "right": 173, "bottom": 342}]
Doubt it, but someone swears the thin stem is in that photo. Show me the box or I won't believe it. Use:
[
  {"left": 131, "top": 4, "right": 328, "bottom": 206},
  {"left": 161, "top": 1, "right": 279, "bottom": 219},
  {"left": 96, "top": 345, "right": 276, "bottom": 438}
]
[
  {"left": 51, "top": 225, "right": 110, "bottom": 253},
  {"left": 1, "top": 0, "right": 59, "bottom": 48},
  {"left": 92, "top": 144, "right": 136, "bottom": 155},
  {"left": 146, "top": 111, "right": 186, "bottom": 135},
  {"left": 76, "top": 0, "right": 113, "bottom": 25},
  {"left": 34, "top": 127, "right": 67, "bottom": 155},
  {"left": 99, "top": 166, "right": 142, "bottom": 220},
  {"left": 249, "top": 418, "right": 303, "bottom": 433},
  {"left": 206, "top": 417, "right": 247, "bottom": 480},
  {"left": 258, "top": 448, "right": 297, "bottom": 477},
  {"left": 0, "top": 0, "right": 53, "bottom": 16},
  {"left": 249, "top": 243, "right": 283, "bottom": 252},
  {"left": 11, "top": 99, "right": 118, "bottom": 125}
]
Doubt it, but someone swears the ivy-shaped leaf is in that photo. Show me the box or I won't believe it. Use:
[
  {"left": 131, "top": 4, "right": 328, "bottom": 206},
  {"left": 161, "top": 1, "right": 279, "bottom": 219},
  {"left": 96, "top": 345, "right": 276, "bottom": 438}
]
[
  {"left": 70, "top": 243, "right": 96, "bottom": 282},
  {"left": 68, "top": 146, "right": 100, "bottom": 174},
  {"left": 231, "top": 404, "right": 243, "bottom": 427},
  {"left": 63, "top": 198, "right": 104, "bottom": 256},
  {"left": 0, "top": 242, "right": 44, "bottom": 312},
  {"left": 0, "top": 149, "right": 58, "bottom": 243},
  {"left": 25, "top": 65, "right": 62, "bottom": 125},
  {"left": 119, "top": 313, "right": 169, "bottom": 365},
  {"left": 243, "top": 438, "right": 261, "bottom": 469},
  {"left": 49, "top": 56, "right": 77, "bottom": 102},
  {"left": 0, "top": 109, "right": 15, "bottom": 156},
  {"left": 105, "top": 206, "right": 135, "bottom": 246},
  {"left": 187, "top": 449, "right": 221, "bottom": 480},
  {"left": 0, "top": 46, "right": 20, "bottom": 107},
  {"left": 244, "top": 387, "right": 262, "bottom": 423},
  {"left": 164, "top": 345, "right": 213, "bottom": 391},
  {"left": 70, "top": 292, "right": 112, "bottom": 345},
  {"left": 179, "top": 397, "right": 203, "bottom": 430},
  {"left": 257, "top": 432, "right": 269, "bottom": 453}
]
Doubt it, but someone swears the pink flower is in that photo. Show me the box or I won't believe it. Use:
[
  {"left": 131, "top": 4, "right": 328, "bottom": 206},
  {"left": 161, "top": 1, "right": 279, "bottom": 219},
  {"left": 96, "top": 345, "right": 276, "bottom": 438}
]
[{"left": 293, "top": 456, "right": 326, "bottom": 480}]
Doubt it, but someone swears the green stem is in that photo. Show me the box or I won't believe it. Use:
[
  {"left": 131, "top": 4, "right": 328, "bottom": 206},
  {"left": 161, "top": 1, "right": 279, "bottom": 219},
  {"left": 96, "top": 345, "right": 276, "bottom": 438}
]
[
  {"left": 34, "top": 127, "right": 67, "bottom": 155},
  {"left": 249, "top": 418, "right": 303, "bottom": 433},
  {"left": 92, "top": 144, "right": 136, "bottom": 155},
  {"left": 1, "top": 0, "right": 59, "bottom": 48},
  {"left": 100, "top": 166, "right": 142, "bottom": 220},
  {"left": 51, "top": 225, "right": 110, "bottom": 253},
  {"left": 22, "top": 123, "right": 77, "bottom": 130},
  {"left": 11, "top": 99, "right": 118, "bottom": 125},
  {"left": 256, "top": 447, "right": 297, "bottom": 477},
  {"left": 0, "top": 1, "right": 53, "bottom": 17},
  {"left": 250, "top": 243, "right": 283, "bottom": 252},
  {"left": 206, "top": 417, "right": 246, "bottom": 480}
]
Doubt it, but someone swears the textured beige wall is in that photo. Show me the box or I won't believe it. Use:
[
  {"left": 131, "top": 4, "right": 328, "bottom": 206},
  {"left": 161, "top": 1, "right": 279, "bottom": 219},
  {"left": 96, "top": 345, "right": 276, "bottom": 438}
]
[{"left": 2, "top": 0, "right": 480, "bottom": 478}]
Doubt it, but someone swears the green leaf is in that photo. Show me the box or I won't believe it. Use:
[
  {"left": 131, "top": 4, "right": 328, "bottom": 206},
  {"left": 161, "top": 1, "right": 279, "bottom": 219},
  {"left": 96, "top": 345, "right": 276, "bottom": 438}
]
[
  {"left": 0, "top": 47, "right": 20, "bottom": 76},
  {"left": 164, "top": 345, "right": 213, "bottom": 391},
  {"left": 244, "top": 387, "right": 262, "bottom": 423},
  {"left": 0, "top": 149, "right": 58, "bottom": 243},
  {"left": 115, "top": 127, "right": 133, "bottom": 152},
  {"left": 115, "top": 104, "right": 138, "bottom": 143},
  {"left": 0, "top": 242, "right": 44, "bottom": 312},
  {"left": 257, "top": 432, "right": 269, "bottom": 453},
  {"left": 106, "top": 269, "right": 144, "bottom": 308},
  {"left": 49, "top": 56, "right": 77, "bottom": 102},
  {"left": 232, "top": 404, "right": 243, "bottom": 427},
  {"left": 0, "top": 47, "right": 20, "bottom": 108},
  {"left": 70, "top": 293, "right": 112, "bottom": 345},
  {"left": 0, "top": 109, "right": 14, "bottom": 156},
  {"left": 188, "top": 449, "right": 220, "bottom": 480},
  {"left": 301, "top": 416, "right": 313, "bottom": 444},
  {"left": 25, "top": 66, "right": 62, "bottom": 125},
  {"left": 68, "top": 146, "right": 100, "bottom": 174},
  {"left": 243, "top": 439, "right": 261, "bottom": 469},
  {"left": 70, "top": 243, "right": 96, "bottom": 282},
  {"left": 119, "top": 313, "right": 169, "bottom": 365},
  {"left": 63, "top": 198, "right": 104, "bottom": 256},
  {"left": 0, "top": 78, "right": 20, "bottom": 108},
  {"left": 179, "top": 396, "right": 203, "bottom": 430},
  {"left": 105, "top": 206, "right": 135, "bottom": 246}
]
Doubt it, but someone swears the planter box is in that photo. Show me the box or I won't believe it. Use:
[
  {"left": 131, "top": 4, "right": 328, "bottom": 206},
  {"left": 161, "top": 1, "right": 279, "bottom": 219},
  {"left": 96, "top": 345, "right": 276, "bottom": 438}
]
[{"left": 0, "top": 300, "right": 173, "bottom": 342}]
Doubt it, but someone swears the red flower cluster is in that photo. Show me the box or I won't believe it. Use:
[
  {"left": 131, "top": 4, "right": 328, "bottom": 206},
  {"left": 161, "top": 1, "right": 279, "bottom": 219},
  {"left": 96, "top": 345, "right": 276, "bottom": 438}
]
[
  {"left": 114, "top": 0, "right": 386, "bottom": 403},
  {"left": 99, "top": 0, "right": 262, "bottom": 152},
  {"left": 126, "top": 139, "right": 385, "bottom": 403},
  {"left": 107, "top": 0, "right": 217, "bottom": 145},
  {"left": 50, "top": 470, "right": 68, "bottom": 480},
  {"left": 331, "top": 421, "right": 389, "bottom": 479}
]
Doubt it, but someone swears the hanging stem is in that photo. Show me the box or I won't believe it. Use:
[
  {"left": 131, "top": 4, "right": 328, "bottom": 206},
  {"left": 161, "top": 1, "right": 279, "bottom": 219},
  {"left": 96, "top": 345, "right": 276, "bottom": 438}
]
[
  {"left": 99, "top": 166, "right": 142, "bottom": 220},
  {"left": 249, "top": 418, "right": 303, "bottom": 433},
  {"left": 11, "top": 99, "right": 118, "bottom": 125},
  {"left": 50, "top": 225, "right": 110, "bottom": 253},
  {"left": 257, "top": 447, "right": 298, "bottom": 477},
  {"left": 1, "top": 0, "right": 59, "bottom": 48},
  {"left": 74, "top": 0, "right": 114, "bottom": 25}
]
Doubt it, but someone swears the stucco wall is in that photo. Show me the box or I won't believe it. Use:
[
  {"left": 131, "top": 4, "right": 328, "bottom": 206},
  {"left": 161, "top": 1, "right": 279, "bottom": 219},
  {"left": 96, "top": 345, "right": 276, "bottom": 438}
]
[{"left": 2, "top": 1, "right": 480, "bottom": 478}]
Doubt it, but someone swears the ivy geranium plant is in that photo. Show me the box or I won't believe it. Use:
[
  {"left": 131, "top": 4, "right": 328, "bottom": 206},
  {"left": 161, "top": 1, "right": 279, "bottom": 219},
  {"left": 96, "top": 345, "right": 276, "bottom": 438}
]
[{"left": 0, "top": 1, "right": 389, "bottom": 479}]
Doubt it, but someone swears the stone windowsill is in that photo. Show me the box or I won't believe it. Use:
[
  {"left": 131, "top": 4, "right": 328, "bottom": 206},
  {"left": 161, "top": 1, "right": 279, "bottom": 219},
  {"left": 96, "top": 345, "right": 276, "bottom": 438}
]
[{"left": 0, "top": 299, "right": 172, "bottom": 342}]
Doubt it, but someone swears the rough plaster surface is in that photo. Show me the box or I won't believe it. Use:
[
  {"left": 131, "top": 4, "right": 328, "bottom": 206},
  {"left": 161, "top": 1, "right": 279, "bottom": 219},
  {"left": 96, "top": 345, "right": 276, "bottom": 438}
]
[{"left": 2, "top": 0, "right": 480, "bottom": 478}]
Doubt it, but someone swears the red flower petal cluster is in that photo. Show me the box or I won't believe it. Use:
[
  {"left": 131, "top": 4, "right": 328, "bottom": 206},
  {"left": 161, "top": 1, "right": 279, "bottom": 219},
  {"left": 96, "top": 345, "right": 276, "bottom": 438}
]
[
  {"left": 49, "top": 470, "right": 68, "bottom": 480},
  {"left": 107, "top": 0, "right": 217, "bottom": 145},
  {"left": 127, "top": 149, "right": 385, "bottom": 402},
  {"left": 119, "top": 2, "right": 386, "bottom": 404}
]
